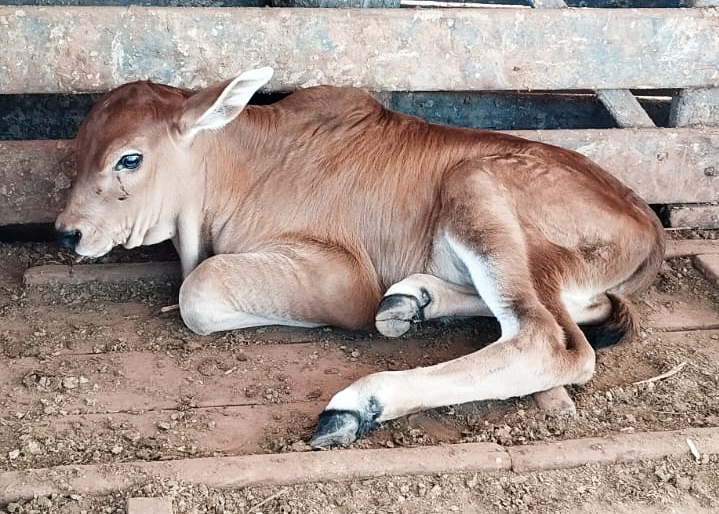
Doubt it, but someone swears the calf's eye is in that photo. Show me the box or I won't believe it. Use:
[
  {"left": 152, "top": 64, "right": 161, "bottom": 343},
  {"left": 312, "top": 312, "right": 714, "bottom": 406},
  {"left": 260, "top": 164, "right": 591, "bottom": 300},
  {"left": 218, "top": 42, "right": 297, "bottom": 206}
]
[{"left": 115, "top": 153, "right": 143, "bottom": 171}]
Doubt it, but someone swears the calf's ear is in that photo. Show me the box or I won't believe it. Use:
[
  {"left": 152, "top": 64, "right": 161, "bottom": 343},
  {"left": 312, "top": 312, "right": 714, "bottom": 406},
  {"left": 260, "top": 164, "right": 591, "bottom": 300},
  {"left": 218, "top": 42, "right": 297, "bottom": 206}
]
[{"left": 177, "top": 67, "right": 274, "bottom": 139}]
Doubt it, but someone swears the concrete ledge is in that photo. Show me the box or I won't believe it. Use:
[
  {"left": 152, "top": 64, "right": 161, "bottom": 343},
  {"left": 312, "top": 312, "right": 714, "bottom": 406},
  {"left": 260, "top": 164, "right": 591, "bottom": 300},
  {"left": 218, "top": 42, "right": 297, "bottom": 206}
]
[
  {"left": 694, "top": 254, "right": 719, "bottom": 286},
  {"left": 127, "top": 497, "right": 173, "bottom": 514},
  {"left": 1, "top": 428, "right": 717, "bottom": 504},
  {"left": 23, "top": 262, "right": 181, "bottom": 286},
  {"left": 508, "top": 428, "right": 719, "bottom": 472},
  {"left": 0, "top": 442, "right": 508, "bottom": 504}
]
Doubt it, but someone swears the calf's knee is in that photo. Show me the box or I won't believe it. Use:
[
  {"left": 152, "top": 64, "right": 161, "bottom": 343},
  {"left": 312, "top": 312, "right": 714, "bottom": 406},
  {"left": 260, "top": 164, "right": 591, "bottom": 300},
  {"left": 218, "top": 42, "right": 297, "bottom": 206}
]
[{"left": 178, "top": 261, "right": 222, "bottom": 336}]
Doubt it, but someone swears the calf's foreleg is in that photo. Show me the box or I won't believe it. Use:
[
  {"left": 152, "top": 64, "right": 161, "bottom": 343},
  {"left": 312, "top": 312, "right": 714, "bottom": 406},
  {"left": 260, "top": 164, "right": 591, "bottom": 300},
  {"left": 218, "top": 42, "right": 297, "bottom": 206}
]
[{"left": 179, "top": 241, "right": 381, "bottom": 335}]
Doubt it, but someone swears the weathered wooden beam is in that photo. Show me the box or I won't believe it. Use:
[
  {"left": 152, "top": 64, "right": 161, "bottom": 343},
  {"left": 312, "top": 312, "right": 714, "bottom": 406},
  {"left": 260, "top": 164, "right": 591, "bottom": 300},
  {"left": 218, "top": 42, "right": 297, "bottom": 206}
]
[
  {"left": 596, "top": 89, "right": 657, "bottom": 128},
  {"left": 271, "top": 0, "right": 399, "bottom": 5},
  {"left": 670, "top": 88, "right": 719, "bottom": 127},
  {"left": 687, "top": 0, "right": 719, "bottom": 6},
  {"left": 666, "top": 204, "right": 719, "bottom": 229},
  {"left": 665, "top": 239, "right": 719, "bottom": 259},
  {"left": 1, "top": 7, "right": 718, "bottom": 94},
  {"left": 1, "top": 140, "right": 74, "bottom": 226},
  {"left": 529, "top": 0, "right": 568, "bottom": 7},
  {"left": 506, "top": 128, "right": 719, "bottom": 204},
  {"left": 1, "top": 128, "right": 718, "bottom": 226}
]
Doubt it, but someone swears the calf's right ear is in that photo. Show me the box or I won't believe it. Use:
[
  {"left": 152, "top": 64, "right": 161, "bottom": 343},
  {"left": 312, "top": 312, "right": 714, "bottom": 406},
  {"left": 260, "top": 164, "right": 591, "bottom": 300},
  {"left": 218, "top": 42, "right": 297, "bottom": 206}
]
[{"left": 177, "top": 67, "right": 274, "bottom": 140}]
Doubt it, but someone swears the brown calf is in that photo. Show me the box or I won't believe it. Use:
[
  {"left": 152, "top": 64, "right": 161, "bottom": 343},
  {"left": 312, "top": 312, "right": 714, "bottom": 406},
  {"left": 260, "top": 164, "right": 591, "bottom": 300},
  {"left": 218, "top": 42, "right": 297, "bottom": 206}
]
[{"left": 56, "top": 68, "right": 665, "bottom": 447}]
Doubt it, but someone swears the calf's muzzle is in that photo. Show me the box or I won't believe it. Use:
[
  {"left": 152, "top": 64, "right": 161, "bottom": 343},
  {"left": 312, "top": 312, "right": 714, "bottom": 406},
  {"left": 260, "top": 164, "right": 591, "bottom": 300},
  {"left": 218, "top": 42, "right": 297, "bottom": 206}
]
[{"left": 56, "top": 229, "right": 82, "bottom": 251}]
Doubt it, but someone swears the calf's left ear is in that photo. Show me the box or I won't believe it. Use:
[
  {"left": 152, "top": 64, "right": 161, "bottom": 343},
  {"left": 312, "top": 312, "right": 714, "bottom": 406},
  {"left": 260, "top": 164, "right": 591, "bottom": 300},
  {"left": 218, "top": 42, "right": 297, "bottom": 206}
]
[{"left": 177, "top": 67, "right": 274, "bottom": 139}]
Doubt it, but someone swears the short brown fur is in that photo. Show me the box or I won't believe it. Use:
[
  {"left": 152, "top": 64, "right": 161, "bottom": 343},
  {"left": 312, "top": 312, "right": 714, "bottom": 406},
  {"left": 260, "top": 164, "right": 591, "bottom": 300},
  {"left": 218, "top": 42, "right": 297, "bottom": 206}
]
[{"left": 56, "top": 73, "right": 665, "bottom": 445}]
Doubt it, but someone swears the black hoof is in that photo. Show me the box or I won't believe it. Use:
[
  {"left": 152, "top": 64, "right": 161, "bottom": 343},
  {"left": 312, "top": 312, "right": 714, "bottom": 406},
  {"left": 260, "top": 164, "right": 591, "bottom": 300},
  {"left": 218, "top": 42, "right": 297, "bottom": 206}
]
[
  {"left": 309, "top": 410, "right": 362, "bottom": 448},
  {"left": 375, "top": 289, "right": 431, "bottom": 338},
  {"left": 310, "top": 397, "right": 383, "bottom": 449}
]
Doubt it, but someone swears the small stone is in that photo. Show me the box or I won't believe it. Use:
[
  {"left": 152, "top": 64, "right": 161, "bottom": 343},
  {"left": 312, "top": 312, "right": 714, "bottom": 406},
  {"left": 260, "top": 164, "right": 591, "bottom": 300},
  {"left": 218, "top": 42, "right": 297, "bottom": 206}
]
[
  {"left": 111, "top": 445, "right": 123, "bottom": 455},
  {"left": 26, "top": 440, "right": 42, "bottom": 454},
  {"left": 8, "top": 449, "right": 20, "bottom": 460},
  {"left": 675, "top": 475, "right": 691, "bottom": 491},
  {"left": 79, "top": 376, "right": 89, "bottom": 384},
  {"left": 37, "top": 497, "right": 52, "bottom": 509},
  {"left": 158, "top": 421, "right": 172, "bottom": 431},
  {"left": 290, "top": 440, "right": 310, "bottom": 452},
  {"left": 654, "top": 463, "right": 672, "bottom": 482},
  {"left": 351, "top": 350, "right": 360, "bottom": 358},
  {"left": 6, "top": 502, "right": 20, "bottom": 513},
  {"left": 62, "top": 377, "right": 79, "bottom": 389},
  {"left": 306, "top": 388, "right": 321, "bottom": 400}
]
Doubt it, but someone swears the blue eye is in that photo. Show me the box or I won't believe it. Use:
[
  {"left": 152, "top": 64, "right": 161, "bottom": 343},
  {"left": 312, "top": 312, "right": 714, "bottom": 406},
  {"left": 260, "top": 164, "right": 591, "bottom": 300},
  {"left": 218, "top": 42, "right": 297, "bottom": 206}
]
[{"left": 116, "top": 153, "right": 142, "bottom": 170}]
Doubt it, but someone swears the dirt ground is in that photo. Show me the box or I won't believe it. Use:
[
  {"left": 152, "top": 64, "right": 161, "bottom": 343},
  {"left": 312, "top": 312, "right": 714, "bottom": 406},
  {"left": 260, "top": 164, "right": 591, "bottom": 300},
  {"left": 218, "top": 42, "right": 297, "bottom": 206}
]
[{"left": 0, "top": 231, "right": 718, "bottom": 513}]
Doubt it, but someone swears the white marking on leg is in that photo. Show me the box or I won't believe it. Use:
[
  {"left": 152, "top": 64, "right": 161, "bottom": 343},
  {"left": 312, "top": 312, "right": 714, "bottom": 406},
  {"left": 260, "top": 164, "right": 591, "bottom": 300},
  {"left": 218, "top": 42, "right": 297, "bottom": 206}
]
[
  {"left": 185, "top": 307, "right": 323, "bottom": 335},
  {"left": 383, "top": 274, "right": 492, "bottom": 319},
  {"left": 446, "top": 236, "right": 520, "bottom": 340},
  {"left": 179, "top": 281, "right": 322, "bottom": 335},
  {"left": 561, "top": 288, "right": 611, "bottom": 325}
]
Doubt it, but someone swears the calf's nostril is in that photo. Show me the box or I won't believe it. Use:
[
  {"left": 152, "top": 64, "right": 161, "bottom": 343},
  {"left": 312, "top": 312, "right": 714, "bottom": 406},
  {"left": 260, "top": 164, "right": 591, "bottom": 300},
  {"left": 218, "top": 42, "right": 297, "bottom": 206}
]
[{"left": 57, "top": 229, "right": 82, "bottom": 250}]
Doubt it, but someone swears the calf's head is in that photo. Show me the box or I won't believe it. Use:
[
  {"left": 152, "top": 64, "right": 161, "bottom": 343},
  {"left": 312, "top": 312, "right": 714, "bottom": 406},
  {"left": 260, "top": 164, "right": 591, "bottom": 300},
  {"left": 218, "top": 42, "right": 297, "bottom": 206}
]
[{"left": 55, "top": 67, "right": 274, "bottom": 257}]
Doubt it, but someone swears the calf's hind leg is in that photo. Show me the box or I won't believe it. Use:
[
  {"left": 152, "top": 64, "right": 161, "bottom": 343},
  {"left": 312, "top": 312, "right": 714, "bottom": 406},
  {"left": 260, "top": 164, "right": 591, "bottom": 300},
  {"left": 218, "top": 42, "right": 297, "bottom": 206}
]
[
  {"left": 377, "top": 272, "right": 577, "bottom": 414},
  {"left": 375, "top": 273, "right": 492, "bottom": 337},
  {"left": 179, "top": 242, "right": 381, "bottom": 335},
  {"left": 311, "top": 232, "right": 595, "bottom": 447},
  {"left": 311, "top": 167, "right": 596, "bottom": 447}
]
